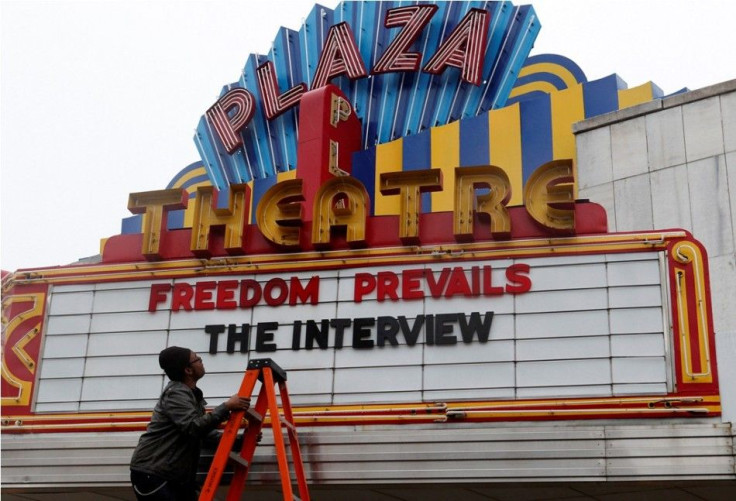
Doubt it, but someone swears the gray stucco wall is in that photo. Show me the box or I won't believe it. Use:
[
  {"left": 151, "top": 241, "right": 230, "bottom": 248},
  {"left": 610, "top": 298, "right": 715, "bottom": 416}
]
[{"left": 575, "top": 80, "right": 736, "bottom": 421}]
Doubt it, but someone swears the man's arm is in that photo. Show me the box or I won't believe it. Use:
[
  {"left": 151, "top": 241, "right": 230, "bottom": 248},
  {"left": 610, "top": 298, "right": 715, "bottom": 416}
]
[{"left": 164, "top": 386, "right": 248, "bottom": 437}]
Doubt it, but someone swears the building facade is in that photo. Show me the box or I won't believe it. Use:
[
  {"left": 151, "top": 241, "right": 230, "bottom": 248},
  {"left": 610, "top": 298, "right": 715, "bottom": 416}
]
[{"left": 3, "top": 2, "right": 735, "bottom": 499}]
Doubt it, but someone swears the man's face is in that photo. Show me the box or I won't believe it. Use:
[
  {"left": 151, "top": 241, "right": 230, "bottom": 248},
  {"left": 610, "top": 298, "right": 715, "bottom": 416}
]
[{"left": 188, "top": 352, "right": 206, "bottom": 380}]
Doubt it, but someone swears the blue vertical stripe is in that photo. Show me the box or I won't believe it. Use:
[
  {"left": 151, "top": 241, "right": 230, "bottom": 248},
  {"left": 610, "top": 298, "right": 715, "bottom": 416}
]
[
  {"left": 167, "top": 211, "right": 186, "bottom": 230},
  {"left": 417, "top": 2, "right": 462, "bottom": 134},
  {"left": 299, "top": 4, "right": 335, "bottom": 87},
  {"left": 194, "top": 118, "right": 227, "bottom": 190},
  {"left": 218, "top": 83, "right": 251, "bottom": 186},
  {"left": 121, "top": 215, "right": 142, "bottom": 234},
  {"left": 460, "top": 113, "right": 490, "bottom": 166},
  {"left": 351, "top": 148, "right": 377, "bottom": 216},
  {"left": 488, "top": 5, "right": 541, "bottom": 109},
  {"left": 269, "top": 28, "right": 303, "bottom": 172},
  {"left": 239, "top": 54, "right": 278, "bottom": 180},
  {"left": 403, "top": 131, "right": 433, "bottom": 211},
  {"left": 403, "top": 130, "right": 432, "bottom": 170},
  {"left": 519, "top": 94, "right": 552, "bottom": 184},
  {"left": 583, "top": 73, "right": 624, "bottom": 118},
  {"left": 344, "top": 0, "right": 387, "bottom": 149},
  {"left": 460, "top": 1, "right": 511, "bottom": 118},
  {"left": 430, "top": 2, "right": 477, "bottom": 128},
  {"left": 388, "top": 72, "right": 417, "bottom": 141},
  {"left": 403, "top": 1, "right": 452, "bottom": 137}
]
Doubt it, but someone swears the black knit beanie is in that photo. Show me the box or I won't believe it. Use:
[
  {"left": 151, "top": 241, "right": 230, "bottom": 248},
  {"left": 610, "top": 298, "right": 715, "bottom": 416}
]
[{"left": 159, "top": 346, "right": 192, "bottom": 381}]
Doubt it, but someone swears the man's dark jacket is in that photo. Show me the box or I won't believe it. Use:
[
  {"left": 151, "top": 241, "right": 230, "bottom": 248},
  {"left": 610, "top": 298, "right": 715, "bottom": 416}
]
[{"left": 130, "top": 380, "right": 230, "bottom": 483}]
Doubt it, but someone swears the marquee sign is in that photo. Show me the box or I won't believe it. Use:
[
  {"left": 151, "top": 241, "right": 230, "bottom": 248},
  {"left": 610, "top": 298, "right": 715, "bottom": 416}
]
[
  {"left": 1, "top": 1, "right": 718, "bottom": 434},
  {"left": 112, "top": 81, "right": 602, "bottom": 264},
  {"left": 1, "top": 230, "right": 721, "bottom": 432}
]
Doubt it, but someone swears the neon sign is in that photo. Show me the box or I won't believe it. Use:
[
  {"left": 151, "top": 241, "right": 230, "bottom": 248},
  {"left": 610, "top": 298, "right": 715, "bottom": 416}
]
[{"left": 206, "top": 6, "right": 491, "bottom": 154}]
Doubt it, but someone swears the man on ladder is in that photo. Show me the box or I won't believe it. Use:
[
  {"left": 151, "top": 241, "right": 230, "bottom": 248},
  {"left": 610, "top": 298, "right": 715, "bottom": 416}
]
[{"left": 130, "top": 346, "right": 252, "bottom": 501}]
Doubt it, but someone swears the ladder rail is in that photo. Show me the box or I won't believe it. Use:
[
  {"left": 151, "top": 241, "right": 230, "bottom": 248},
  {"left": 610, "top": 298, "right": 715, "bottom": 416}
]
[
  {"left": 199, "top": 369, "right": 260, "bottom": 499},
  {"left": 278, "top": 380, "right": 310, "bottom": 501},
  {"left": 265, "top": 368, "right": 296, "bottom": 500},
  {"left": 224, "top": 382, "right": 270, "bottom": 501}
]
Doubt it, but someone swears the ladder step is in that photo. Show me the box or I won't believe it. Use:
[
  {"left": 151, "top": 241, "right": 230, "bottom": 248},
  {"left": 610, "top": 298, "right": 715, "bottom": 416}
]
[
  {"left": 246, "top": 407, "right": 263, "bottom": 423},
  {"left": 228, "top": 451, "right": 249, "bottom": 469},
  {"left": 280, "top": 416, "right": 296, "bottom": 432}
]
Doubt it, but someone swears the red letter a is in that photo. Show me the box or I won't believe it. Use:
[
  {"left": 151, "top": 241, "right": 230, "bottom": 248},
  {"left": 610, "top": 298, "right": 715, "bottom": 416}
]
[
  {"left": 311, "top": 22, "right": 367, "bottom": 89},
  {"left": 422, "top": 8, "right": 490, "bottom": 86}
]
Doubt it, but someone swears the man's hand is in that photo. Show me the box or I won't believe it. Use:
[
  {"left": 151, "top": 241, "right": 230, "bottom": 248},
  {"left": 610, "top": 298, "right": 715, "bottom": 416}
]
[{"left": 224, "top": 395, "right": 251, "bottom": 411}]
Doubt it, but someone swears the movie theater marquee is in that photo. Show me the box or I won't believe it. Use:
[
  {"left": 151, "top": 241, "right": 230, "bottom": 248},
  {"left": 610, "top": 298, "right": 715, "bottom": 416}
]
[
  {"left": 35, "top": 235, "right": 712, "bottom": 415},
  {"left": 5, "top": 1, "right": 720, "bottom": 427}
]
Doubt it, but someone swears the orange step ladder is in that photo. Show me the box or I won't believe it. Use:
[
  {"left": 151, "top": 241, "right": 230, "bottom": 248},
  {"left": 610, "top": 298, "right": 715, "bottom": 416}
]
[{"left": 199, "top": 358, "right": 310, "bottom": 501}]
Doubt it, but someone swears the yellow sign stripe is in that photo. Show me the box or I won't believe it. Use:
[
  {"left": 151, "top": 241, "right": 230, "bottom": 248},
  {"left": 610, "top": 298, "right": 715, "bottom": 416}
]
[
  {"left": 374, "top": 138, "right": 403, "bottom": 215},
  {"left": 508, "top": 80, "right": 561, "bottom": 99},
  {"left": 550, "top": 85, "right": 584, "bottom": 199},
  {"left": 618, "top": 81, "right": 657, "bottom": 109},
  {"left": 517, "top": 62, "right": 582, "bottom": 89},
  {"left": 430, "top": 121, "right": 460, "bottom": 212},
  {"left": 3, "top": 395, "right": 719, "bottom": 432},
  {"left": 489, "top": 103, "right": 523, "bottom": 206},
  {"left": 672, "top": 241, "right": 713, "bottom": 383},
  {"left": 170, "top": 166, "right": 209, "bottom": 189}
]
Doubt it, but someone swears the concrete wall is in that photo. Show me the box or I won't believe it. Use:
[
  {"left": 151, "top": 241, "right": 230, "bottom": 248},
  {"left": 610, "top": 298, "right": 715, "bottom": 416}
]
[{"left": 576, "top": 80, "right": 736, "bottom": 422}]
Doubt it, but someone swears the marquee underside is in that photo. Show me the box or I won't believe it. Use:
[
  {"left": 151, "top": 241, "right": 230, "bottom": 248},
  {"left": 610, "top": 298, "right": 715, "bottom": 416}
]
[{"left": 3, "top": 422, "right": 735, "bottom": 497}]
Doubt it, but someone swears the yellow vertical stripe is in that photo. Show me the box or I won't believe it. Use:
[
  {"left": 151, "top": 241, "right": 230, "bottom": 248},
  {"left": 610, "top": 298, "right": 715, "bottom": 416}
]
[
  {"left": 551, "top": 85, "right": 585, "bottom": 198},
  {"left": 672, "top": 242, "right": 713, "bottom": 384},
  {"left": 374, "top": 138, "right": 404, "bottom": 215},
  {"left": 277, "top": 170, "right": 297, "bottom": 182},
  {"left": 489, "top": 104, "right": 523, "bottom": 206},
  {"left": 430, "top": 121, "right": 459, "bottom": 211},
  {"left": 99, "top": 237, "right": 109, "bottom": 256},
  {"left": 550, "top": 85, "right": 584, "bottom": 160},
  {"left": 618, "top": 82, "right": 656, "bottom": 109},
  {"left": 246, "top": 180, "right": 256, "bottom": 225}
]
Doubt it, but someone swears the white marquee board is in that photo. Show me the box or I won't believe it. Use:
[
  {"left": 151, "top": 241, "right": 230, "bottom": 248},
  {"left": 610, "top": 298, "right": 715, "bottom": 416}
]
[{"left": 35, "top": 250, "right": 670, "bottom": 413}]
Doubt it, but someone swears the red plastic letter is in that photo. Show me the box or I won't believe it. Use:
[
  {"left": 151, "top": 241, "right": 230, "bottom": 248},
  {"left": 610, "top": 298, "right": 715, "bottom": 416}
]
[
  {"left": 354, "top": 273, "right": 376, "bottom": 302},
  {"left": 148, "top": 284, "right": 171, "bottom": 312},
  {"left": 506, "top": 263, "right": 532, "bottom": 294}
]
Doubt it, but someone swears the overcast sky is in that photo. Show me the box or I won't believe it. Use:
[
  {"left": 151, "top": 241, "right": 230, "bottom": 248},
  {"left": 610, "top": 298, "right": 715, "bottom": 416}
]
[{"left": 2, "top": 0, "right": 734, "bottom": 273}]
